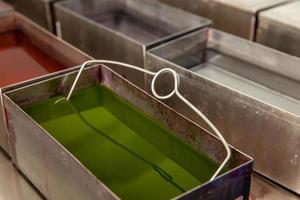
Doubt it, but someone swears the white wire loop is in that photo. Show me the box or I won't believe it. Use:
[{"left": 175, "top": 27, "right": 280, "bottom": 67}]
[
  {"left": 65, "top": 59, "right": 231, "bottom": 181},
  {"left": 151, "top": 68, "right": 180, "bottom": 100}
]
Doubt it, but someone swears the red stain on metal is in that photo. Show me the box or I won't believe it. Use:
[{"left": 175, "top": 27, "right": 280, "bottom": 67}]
[{"left": 0, "top": 30, "right": 65, "bottom": 87}]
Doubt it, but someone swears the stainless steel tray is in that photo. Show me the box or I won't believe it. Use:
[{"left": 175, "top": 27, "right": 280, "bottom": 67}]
[
  {"left": 54, "top": 0, "right": 210, "bottom": 87},
  {"left": 146, "top": 27, "right": 300, "bottom": 195},
  {"left": 3, "top": 64, "right": 253, "bottom": 200},
  {"left": 0, "top": 11, "right": 92, "bottom": 154}
]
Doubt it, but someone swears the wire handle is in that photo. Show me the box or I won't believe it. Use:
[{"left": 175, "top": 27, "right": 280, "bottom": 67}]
[{"left": 65, "top": 60, "right": 231, "bottom": 181}]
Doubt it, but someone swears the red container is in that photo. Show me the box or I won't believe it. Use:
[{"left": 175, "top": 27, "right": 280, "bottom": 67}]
[
  {"left": 0, "top": 30, "right": 66, "bottom": 87},
  {"left": 0, "top": 11, "right": 92, "bottom": 154}
]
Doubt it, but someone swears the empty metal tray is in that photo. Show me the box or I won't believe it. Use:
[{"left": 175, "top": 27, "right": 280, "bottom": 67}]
[
  {"left": 155, "top": 0, "right": 292, "bottom": 40},
  {"left": 146, "top": 28, "right": 300, "bottom": 195},
  {"left": 256, "top": 1, "right": 300, "bottom": 58},
  {"left": 0, "top": 11, "right": 91, "bottom": 154},
  {"left": 54, "top": 0, "right": 210, "bottom": 86},
  {"left": 3, "top": 64, "right": 253, "bottom": 200}
]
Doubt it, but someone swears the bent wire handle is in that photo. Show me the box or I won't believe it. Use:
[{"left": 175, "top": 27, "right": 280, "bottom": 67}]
[{"left": 65, "top": 59, "right": 231, "bottom": 181}]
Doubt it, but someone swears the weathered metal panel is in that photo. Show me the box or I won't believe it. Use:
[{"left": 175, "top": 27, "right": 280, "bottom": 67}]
[
  {"left": 256, "top": 1, "right": 300, "bottom": 58},
  {"left": 156, "top": 0, "right": 292, "bottom": 39}
]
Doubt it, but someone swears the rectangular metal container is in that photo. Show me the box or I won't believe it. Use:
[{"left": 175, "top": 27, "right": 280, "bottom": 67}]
[
  {"left": 4, "top": 0, "right": 62, "bottom": 32},
  {"left": 155, "top": 0, "right": 292, "bottom": 40},
  {"left": 256, "top": 1, "right": 300, "bottom": 58},
  {"left": 146, "top": 28, "right": 300, "bottom": 195},
  {"left": 53, "top": 0, "right": 210, "bottom": 86},
  {"left": 3, "top": 64, "right": 253, "bottom": 200},
  {"left": 0, "top": 11, "right": 92, "bottom": 155}
]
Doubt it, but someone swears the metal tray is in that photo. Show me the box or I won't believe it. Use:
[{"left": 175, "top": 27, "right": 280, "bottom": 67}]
[
  {"left": 3, "top": 0, "right": 62, "bottom": 32},
  {"left": 155, "top": 0, "right": 292, "bottom": 40},
  {"left": 146, "top": 28, "right": 300, "bottom": 195},
  {"left": 3, "top": 64, "right": 253, "bottom": 200},
  {"left": 0, "top": 11, "right": 92, "bottom": 155},
  {"left": 256, "top": 1, "right": 300, "bottom": 58},
  {"left": 53, "top": 0, "right": 210, "bottom": 86}
]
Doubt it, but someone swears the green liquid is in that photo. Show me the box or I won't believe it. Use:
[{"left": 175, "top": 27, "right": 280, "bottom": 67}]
[{"left": 24, "top": 85, "right": 218, "bottom": 200}]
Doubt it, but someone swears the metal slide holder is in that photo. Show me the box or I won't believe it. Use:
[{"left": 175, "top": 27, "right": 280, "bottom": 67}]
[{"left": 63, "top": 60, "right": 231, "bottom": 181}]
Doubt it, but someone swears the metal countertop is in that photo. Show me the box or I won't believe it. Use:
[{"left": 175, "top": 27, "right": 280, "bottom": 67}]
[{"left": 0, "top": 151, "right": 41, "bottom": 200}]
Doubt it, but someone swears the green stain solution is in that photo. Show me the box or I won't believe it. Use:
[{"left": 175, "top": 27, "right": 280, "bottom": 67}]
[{"left": 24, "top": 85, "right": 219, "bottom": 200}]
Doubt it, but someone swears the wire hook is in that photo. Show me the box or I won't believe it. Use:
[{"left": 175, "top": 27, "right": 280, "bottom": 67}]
[{"left": 65, "top": 59, "right": 231, "bottom": 181}]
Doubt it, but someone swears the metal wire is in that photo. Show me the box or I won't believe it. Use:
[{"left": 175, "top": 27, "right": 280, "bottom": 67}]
[{"left": 65, "top": 59, "right": 231, "bottom": 181}]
